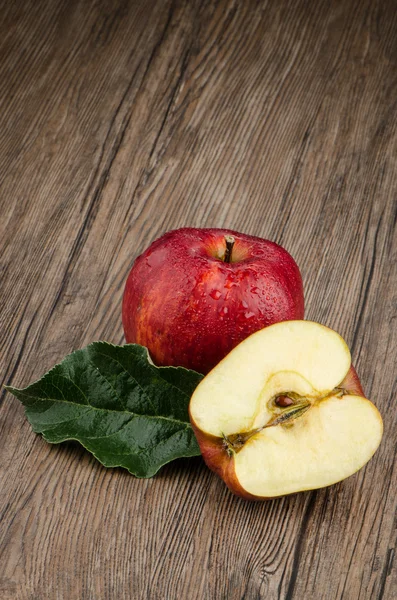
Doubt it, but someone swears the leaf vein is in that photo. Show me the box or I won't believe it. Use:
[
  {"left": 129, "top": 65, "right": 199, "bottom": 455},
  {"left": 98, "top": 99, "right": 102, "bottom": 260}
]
[
  {"left": 17, "top": 390, "right": 190, "bottom": 426},
  {"left": 91, "top": 348, "right": 159, "bottom": 415}
]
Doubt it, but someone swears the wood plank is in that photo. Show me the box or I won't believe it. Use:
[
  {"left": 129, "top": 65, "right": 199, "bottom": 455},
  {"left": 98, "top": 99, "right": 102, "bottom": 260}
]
[{"left": 0, "top": 0, "right": 396, "bottom": 598}]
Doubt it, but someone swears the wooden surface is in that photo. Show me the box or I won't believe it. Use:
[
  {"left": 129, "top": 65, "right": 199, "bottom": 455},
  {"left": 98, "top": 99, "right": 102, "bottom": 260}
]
[{"left": 1, "top": 0, "right": 396, "bottom": 598}]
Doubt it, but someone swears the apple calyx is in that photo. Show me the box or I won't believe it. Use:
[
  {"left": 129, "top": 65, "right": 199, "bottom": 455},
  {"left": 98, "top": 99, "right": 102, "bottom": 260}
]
[
  {"left": 222, "top": 386, "right": 350, "bottom": 456},
  {"left": 223, "top": 235, "right": 235, "bottom": 263}
]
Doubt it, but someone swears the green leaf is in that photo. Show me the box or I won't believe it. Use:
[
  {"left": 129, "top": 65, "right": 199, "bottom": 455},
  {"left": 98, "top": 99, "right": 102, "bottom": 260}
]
[{"left": 6, "top": 342, "right": 203, "bottom": 478}]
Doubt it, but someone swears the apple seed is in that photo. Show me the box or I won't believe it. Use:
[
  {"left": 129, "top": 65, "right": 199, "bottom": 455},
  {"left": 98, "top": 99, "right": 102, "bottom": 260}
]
[{"left": 275, "top": 395, "right": 294, "bottom": 407}]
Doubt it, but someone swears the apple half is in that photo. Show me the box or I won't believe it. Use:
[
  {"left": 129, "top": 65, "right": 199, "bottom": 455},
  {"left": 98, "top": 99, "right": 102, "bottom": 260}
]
[{"left": 189, "top": 321, "right": 383, "bottom": 499}]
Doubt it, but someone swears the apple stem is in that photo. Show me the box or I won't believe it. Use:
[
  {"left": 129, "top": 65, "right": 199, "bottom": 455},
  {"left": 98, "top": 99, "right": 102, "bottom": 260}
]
[{"left": 224, "top": 235, "right": 235, "bottom": 263}]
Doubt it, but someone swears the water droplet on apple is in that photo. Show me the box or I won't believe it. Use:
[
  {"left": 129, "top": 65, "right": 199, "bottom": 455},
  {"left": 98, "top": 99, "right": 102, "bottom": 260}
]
[
  {"left": 244, "top": 311, "right": 255, "bottom": 319},
  {"left": 145, "top": 250, "right": 167, "bottom": 269},
  {"left": 219, "top": 306, "right": 228, "bottom": 315},
  {"left": 224, "top": 274, "right": 237, "bottom": 289},
  {"left": 241, "top": 300, "right": 248, "bottom": 309},
  {"left": 210, "top": 289, "right": 222, "bottom": 300}
]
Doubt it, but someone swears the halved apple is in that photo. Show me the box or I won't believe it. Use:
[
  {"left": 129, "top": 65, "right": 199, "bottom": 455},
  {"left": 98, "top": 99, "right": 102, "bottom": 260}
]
[{"left": 189, "top": 321, "right": 383, "bottom": 499}]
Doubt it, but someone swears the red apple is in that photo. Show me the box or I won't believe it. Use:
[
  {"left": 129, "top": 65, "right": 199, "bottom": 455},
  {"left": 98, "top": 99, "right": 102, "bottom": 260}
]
[{"left": 122, "top": 227, "right": 304, "bottom": 374}]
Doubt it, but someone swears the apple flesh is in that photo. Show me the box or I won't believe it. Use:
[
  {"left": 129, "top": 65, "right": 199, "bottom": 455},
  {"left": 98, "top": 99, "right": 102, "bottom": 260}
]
[
  {"left": 189, "top": 321, "right": 383, "bottom": 499},
  {"left": 122, "top": 228, "right": 304, "bottom": 374}
]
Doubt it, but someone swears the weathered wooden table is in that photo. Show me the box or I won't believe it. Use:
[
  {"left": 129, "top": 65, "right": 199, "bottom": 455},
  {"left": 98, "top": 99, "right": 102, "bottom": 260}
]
[{"left": 1, "top": 1, "right": 396, "bottom": 598}]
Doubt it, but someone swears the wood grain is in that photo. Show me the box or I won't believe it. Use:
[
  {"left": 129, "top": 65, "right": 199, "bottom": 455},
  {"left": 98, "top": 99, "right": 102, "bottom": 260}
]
[{"left": 0, "top": 0, "right": 396, "bottom": 598}]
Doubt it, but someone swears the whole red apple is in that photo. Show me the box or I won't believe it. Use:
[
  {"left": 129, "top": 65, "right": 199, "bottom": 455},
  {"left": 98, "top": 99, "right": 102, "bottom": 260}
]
[{"left": 122, "top": 227, "right": 304, "bottom": 374}]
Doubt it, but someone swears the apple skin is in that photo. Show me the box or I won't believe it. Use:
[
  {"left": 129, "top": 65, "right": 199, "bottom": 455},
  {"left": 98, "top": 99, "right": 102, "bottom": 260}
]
[
  {"left": 122, "top": 228, "right": 304, "bottom": 374},
  {"left": 189, "top": 365, "right": 365, "bottom": 500}
]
